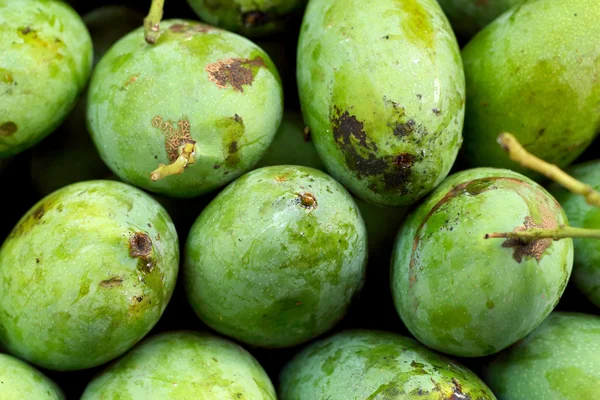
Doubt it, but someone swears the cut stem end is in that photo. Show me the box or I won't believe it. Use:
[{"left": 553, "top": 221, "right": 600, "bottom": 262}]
[
  {"left": 144, "top": 0, "right": 165, "bottom": 45},
  {"left": 150, "top": 141, "right": 196, "bottom": 182}
]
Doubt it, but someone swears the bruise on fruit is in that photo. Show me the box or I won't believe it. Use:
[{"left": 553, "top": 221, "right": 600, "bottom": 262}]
[
  {"left": 219, "top": 114, "right": 245, "bottom": 168},
  {"left": 129, "top": 232, "right": 155, "bottom": 273},
  {"left": 99, "top": 277, "right": 123, "bottom": 288},
  {"left": 0, "top": 122, "right": 17, "bottom": 137},
  {"left": 205, "top": 57, "right": 266, "bottom": 92},
  {"left": 151, "top": 116, "right": 194, "bottom": 162},
  {"left": 502, "top": 215, "right": 558, "bottom": 262}
]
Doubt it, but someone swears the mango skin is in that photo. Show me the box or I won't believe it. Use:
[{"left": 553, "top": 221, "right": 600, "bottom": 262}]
[
  {"left": 184, "top": 165, "right": 368, "bottom": 348},
  {"left": 87, "top": 19, "right": 283, "bottom": 198},
  {"left": 485, "top": 312, "right": 600, "bottom": 400},
  {"left": 0, "top": 0, "right": 93, "bottom": 158},
  {"left": 297, "top": 0, "right": 465, "bottom": 207},
  {"left": 462, "top": 0, "right": 600, "bottom": 178},
  {"left": 549, "top": 160, "right": 600, "bottom": 308},
  {"left": 81, "top": 331, "right": 276, "bottom": 399},
  {"left": 0, "top": 353, "right": 64, "bottom": 399},
  {"left": 391, "top": 167, "right": 573, "bottom": 357},
  {"left": 0, "top": 180, "right": 179, "bottom": 371},
  {"left": 280, "top": 330, "right": 496, "bottom": 400}
]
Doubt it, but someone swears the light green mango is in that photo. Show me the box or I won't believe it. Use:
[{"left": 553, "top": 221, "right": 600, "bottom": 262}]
[{"left": 0, "top": 353, "right": 64, "bottom": 399}]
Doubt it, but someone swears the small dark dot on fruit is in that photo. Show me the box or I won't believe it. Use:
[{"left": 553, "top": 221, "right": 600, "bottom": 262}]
[
  {"left": 35, "top": 258, "right": 39, "bottom": 263},
  {"left": 154, "top": 155, "right": 158, "bottom": 159}
]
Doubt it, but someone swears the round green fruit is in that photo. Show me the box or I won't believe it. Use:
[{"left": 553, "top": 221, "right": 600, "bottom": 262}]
[
  {"left": 462, "top": 0, "right": 600, "bottom": 177},
  {"left": 280, "top": 330, "right": 496, "bottom": 399},
  {"left": 81, "top": 331, "right": 276, "bottom": 399},
  {"left": 87, "top": 19, "right": 283, "bottom": 198},
  {"left": 484, "top": 312, "right": 600, "bottom": 400},
  {"left": 184, "top": 165, "right": 368, "bottom": 348},
  {"left": 0, "top": 0, "right": 93, "bottom": 158},
  {"left": 391, "top": 167, "right": 573, "bottom": 357},
  {"left": 0, "top": 180, "right": 179, "bottom": 370},
  {"left": 0, "top": 353, "right": 64, "bottom": 399}
]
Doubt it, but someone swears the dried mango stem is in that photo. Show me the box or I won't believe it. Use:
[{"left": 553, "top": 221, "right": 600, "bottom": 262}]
[
  {"left": 498, "top": 133, "right": 600, "bottom": 208},
  {"left": 150, "top": 141, "right": 196, "bottom": 181},
  {"left": 485, "top": 225, "right": 600, "bottom": 242},
  {"left": 144, "top": 0, "right": 165, "bottom": 44}
]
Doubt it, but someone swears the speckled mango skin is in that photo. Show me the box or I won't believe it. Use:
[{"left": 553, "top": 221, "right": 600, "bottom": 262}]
[
  {"left": 0, "top": 353, "right": 64, "bottom": 399},
  {"left": 0, "top": 0, "right": 93, "bottom": 158},
  {"left": 81, "top": 331, "right": 276, "bottom": 400},
  {"left": 485, "top": 312, "right": 600, "bottom": 400},
  {"left": 549, "top": 160, "right": 600, "bottom": 308},
  {"left": 0, "top": 181, "right": 179, "bottom": 371},
  {"left": 280, "top": 330, "right": 496, "bottom": 400},
  {"left": 462, "top": 0, "right": 600, "bottom": 178},
  {"left": 187, "top": 0, "right": 307, "bottom": 37},
  {"left": 184, "top": 165, "right": 368, "bottom": 348},
  {"left": 391, "top": 167, "right": 573, "bottom": 357},
  {"left": 297, "top": 0, "right": 465, "bottom": 207},
  {"left": 87, "top": 19, "right": 283, "bottom": 198}
]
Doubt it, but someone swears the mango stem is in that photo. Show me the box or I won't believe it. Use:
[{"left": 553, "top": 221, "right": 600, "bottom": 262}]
[
  {"left": 498, "top": 133, "right": 600, "bottom": 208},
  {"left": 485, "top": 225, "right": 600, "bottom": 241},
  {"left": 150, "top": 141, "right": 196, "bottom": 181},
  {"left": 144, "top": 0, "right": 165, "bottom": 44}
]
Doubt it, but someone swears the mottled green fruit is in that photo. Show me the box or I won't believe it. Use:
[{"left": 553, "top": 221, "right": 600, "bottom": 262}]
[
  {"left": 87, "top": 19, "right": 283, "bottom": 198},
  {"left": 185, "top": 165, "right": 367, "bottom": 348},
  {"left": 462, "top": 0, "right": 600, "bottom": 178},
  {"left": 436, "top": 0, "right": 521, "bottom": 41},
  {"left": 187, "top": 0, "right": 307, "bottom": 37},
  {"left": 0, "top": 353, "right": 64, "bottom": 399},
  {"left": 81, "top": 331, "right": 276, "bottom": 400},
  {"left": 0, "top": 0, "right": 92, "bottom": 158},
  {"left": 485, "top": 312, "right": 600, "bottom": 400},
  {"left": 549, "top": 160, "right": 600, "bottom": 308},
  {"left": 0, "top": 181, "right": 179, "bottom": 370},
  {"left": 298, "top": 0, "right": 465, "bottom": 207},
  {"left": 280, "top": 330, "right": 496, "bottom": 400},
  {"left": 392, "top": 167, "right": 573, "bottom": 357}
]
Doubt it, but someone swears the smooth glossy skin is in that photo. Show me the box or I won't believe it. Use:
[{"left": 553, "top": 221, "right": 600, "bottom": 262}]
[
  {"left": 0, "top": 0, "right": 93, "bottom": 158},
  {"left": 297, "top": 0, "right": 465, "bottom": 207},
  {"left": 187, "top": 0, "right": 307, "bottom": 37},
  {"left": 549, "top": 160, "right": 600, "bottom": 308},
  {"left": 280, "top": 330, "right": 496, "bottom": 400},
  {"left": 0, "top": 354, "right": 64, "bottom": 399},
  {"left": 0, "top": 181, "right": 179, "bottom": 370},
  {"left": 87, "top": 19, "right": 283, "bottom": 198},
  {"left": 185, "top": 165, "right": 368, "bottom": 348},
  {"left": 392, "top": 168, "right": 573, "bottom": 357},
  {"left": 485, "top": 312, "right": 600, "bottom": 400},
  {"left": 462, "top": 0, "right": 600, "bottom": 178},
  {"left": 81, "top": 331, "right": 276, "bottom": 399}
]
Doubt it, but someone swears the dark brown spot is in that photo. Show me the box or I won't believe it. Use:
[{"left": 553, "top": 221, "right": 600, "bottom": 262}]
[
  {"left": 100, "top": 277, "right": 124, "bottom": 288},
  {"left": 303, "top": 127, "right": 311, "bottom": 142},
  {"left": 21, "top": 26, "right": 31, "bottom": 35},
  {"left": 0, "top": 122, "right": 17, "bottom": 137},
  {"left": 393, "top": 120, "right": 416, "bottom": 137},
  {"left": 432, "top": 108, "right": 441, "bottom": 116},
  {"left": 35, "top": 258, "right": 39, "bottom": 263},
  {"left": 32, "top": 204, "right": 45, "bottom": 221},
  {"left": 298, "top": 192, "right": 317, "bottom": 208},
  {"left": 205, "top": 57, "right": 266, "bottom": 92},
  {"left": 502, "top": 215, "right": 557, "bottom": 262},
  {"left": 228, "top": 141, "right": 238, "bottom": 154},
  {"left": 213, "top": 164, "right": 221, "bottom": 169},
  {"left": 129, "top": 232, "right": 152, "bottom": 258},
  {"left": 136, "top": 296, "right": 143, "bottom": 302},
  {"left": 393, "top": 153, "right": 415, "bottom": 168}
]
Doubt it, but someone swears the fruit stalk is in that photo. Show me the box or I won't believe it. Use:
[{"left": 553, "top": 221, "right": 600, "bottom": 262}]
[
  {"left": 144, "top": 0, "right": 165, "bottom": 44},
  {"left": 150, "top": 141, "right": 196, "bottom": 181},
  {"left": 485, "top": 226, "right": 600, "bottom": 241}
]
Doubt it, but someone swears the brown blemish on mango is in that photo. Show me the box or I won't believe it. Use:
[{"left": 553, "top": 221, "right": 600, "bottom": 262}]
[
  {"left": 129, "top": 232, "right": 152, "bottom": 258},
  {"left": 151, "top": 116, "right": 194, "bottom": 162},
  {"left": 99, "top": 277, "right": 123, "bottom": 288},
  {"left": 205, "top": 57, "right": 266, "bottom": 92},
  {"left": 0, "top": 122, "right": 17, "bottom": 137},
  {"left": 169, "top": 22, "right": 213, "bottom": 33},
  {"left": 17, "top": 27, "right": 64, "bottom": 58},
  {"left": 219, "top": 114, "right": 245, "bottom": 169},
  {"left": 502, "top": 215, "right": 558, "bottom": 262}
]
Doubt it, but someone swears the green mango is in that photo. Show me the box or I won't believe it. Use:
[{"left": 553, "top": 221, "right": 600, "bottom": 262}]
[
  {"left": 297, "top": 0, "right": 465, "bottom": 207},
  {"left": 0, "top": 180, "right": 179, "bottom": 371},
  {"left": 462, "top": 0, "right": 600, "bottom": 178},
  {"left": 81, "top": 331, "right": 276, "bottom": 399},
  {"left": 485, "top": 312, "right": 600, "bottom": 399},
  {"left": 186, "top": 0, "right": 307, "bottom": 37},
  {"left": 87, "top": 19, "right": 283, "bottom": 198},
  {"left": 436, "top": 0, "right": 522, "bottom": 41},
  {"left": 391, "top": 167, "right": 573, "bottom": 357},
  {"left": 0, "top": 353, "right": 64, "bottom": 399},
  {"left": 0, "top": 0, "right": 93, "bottom": 158},
  {"left": 280, "top": 330, "right": 496, "bottom": 399},
  {"left": 549, "top": 160, "right": 600, "bottom": 308},
  {"left": 184, "top": 165, "right": 368, "bottom": 348}
]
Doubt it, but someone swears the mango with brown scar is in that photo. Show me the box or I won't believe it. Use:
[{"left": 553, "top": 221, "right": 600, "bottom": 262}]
[
  {"left": 391, "top": 168, "right": 573, "bottom": 357},
  {"left": 0, "top": 180, "right": 179, "bottom": 371}
]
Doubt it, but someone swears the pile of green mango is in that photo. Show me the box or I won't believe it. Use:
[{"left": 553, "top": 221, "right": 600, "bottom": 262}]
[{"left": 1, "top": 0, "right": 599, "bottom": 398}]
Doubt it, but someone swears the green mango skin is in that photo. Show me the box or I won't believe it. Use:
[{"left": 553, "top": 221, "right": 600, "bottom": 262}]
[
  {"left": 81, "top": 331, "right": 276, "bottom": 400},
  {"left": 485, "top": 312, "right": 600, "bottom": 400},
  {"left": 436, "top": 0, "right": 522, "bottom": 41},
  {"left": 185, "top": 165, "right": 368, "bottom": 348},
  {"left": 391, "top": 167, "right": 573, "bottom": 357},
  {"left": 297, "top": 0, "right": 465, "bottom": 207},
  {"left": 0, "top": 353, "right": 64, "bottom": 399},
  {"left": 0, "top": 180, "right": 179, "bottom": 371},
  {"left": 87, "top": 19, "right": 283, "bottom": 198},
  {"left": 187, "top": 0, "right": 307, "bottom": 37},
  {"left": 549, "top": 160, "right": 600, "bottom": 308},
  {"left": 462, "top": 0, "right": 600, "bottom": 178},
  {"left": 0, "top": 0, "right": 93, "bottom": 158},
  {"left": 280, "top": 330, "right": 496, "bottom": 399}
]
